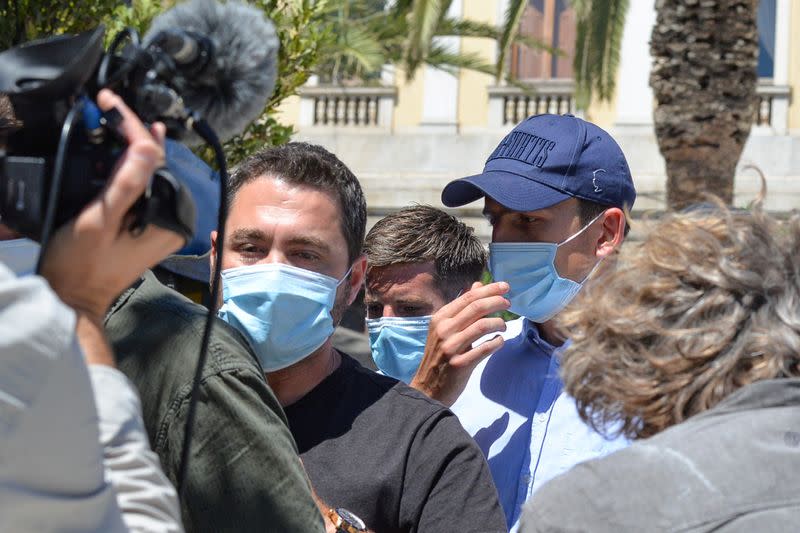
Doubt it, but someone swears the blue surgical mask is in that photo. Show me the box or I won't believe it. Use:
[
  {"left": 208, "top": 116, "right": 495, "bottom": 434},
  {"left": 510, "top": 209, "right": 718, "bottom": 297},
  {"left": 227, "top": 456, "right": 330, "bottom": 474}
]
[
  {"left": 218, "top": 262, "right": 351, "bottom": 372},
  {"left": 0, "top": 238, "right": 40, "bottom": 276},
  {"left": 489, "top": 213, "right": 603, "bottom": 323},
  {"left": 367, "top": 316, "right": 431, "bottom": 384}
]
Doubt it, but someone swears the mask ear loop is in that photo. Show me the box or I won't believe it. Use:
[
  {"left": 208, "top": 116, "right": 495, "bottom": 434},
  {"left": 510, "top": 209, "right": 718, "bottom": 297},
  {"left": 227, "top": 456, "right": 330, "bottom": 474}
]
[
  {"left": 556, "top": 210, "right": 607, "bottom": 247},
  {"left": 556, "top": 210, "right": 608, "bottom": 283},
  {"left": 336, "top": 264, "right": 355, "bottom": 287},
  {"left": 578, "top": 255, "right": 606, "bottom": 284}
]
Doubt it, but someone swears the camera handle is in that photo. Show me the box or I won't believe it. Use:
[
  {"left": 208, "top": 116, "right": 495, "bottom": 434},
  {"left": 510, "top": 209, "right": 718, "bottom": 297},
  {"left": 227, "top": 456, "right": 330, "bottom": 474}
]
[{"left": 128, "top": 166, "right": 196, "bottom": 243}]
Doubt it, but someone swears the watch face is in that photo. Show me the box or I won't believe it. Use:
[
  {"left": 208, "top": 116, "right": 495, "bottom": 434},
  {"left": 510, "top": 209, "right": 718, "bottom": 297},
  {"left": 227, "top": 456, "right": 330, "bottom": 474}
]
[{"left": 336, "top": 508, "right": 366, "bottom": 530}]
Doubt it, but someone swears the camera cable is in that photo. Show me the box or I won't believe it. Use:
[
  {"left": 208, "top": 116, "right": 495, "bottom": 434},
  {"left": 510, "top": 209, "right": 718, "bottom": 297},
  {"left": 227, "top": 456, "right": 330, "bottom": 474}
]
[
  {"left": 35, "top": 100, "right": 83, "bottom": 275},
  {"left": 174, "top": 117, "right": 228, "bottom": 497}
]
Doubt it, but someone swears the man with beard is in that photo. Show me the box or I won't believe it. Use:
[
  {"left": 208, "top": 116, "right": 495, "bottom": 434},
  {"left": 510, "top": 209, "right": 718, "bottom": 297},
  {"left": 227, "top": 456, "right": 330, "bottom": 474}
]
[{"left": 211, "top": 143, "right": 505, "bottom": 533}]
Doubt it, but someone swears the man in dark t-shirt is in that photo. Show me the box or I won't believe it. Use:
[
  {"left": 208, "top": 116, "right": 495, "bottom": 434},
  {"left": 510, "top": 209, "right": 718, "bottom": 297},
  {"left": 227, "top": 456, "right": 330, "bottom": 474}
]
[
  {"left": 210, "top": 143, "right": 506, "bottom": 532},
  {"left": 286, "top": 354, "right": 498, "bottom": 532}
]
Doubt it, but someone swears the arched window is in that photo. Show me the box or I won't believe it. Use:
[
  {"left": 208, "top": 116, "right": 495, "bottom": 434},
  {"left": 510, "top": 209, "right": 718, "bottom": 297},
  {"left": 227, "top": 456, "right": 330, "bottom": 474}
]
[{"left": 510, "top": 0, "right": 576, "bottom": 80}]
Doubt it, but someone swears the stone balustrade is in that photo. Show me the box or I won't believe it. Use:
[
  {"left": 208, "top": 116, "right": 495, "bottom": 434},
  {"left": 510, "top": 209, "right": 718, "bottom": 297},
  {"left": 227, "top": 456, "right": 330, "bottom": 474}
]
[{"left": 298, "top": 85, "right": 397, "bottom": 130}]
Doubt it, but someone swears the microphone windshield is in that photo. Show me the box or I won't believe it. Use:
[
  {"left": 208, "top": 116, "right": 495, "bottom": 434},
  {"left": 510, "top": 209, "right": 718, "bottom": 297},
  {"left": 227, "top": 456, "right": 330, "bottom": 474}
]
[{"left": 145, "top": 0, "right": 279, "bottom": 144}]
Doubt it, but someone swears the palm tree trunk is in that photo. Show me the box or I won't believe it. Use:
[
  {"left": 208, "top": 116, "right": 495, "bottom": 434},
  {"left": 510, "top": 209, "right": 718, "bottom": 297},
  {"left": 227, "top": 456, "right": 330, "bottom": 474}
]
[{"left": 650, "top": 0, "right": 759, "bottom": 210}]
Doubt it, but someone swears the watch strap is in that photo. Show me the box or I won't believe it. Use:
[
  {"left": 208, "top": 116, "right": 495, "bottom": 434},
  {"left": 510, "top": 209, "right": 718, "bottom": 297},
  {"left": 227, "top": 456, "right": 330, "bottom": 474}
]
[{"left": 327, "top": 507, "right": 366, "bottom": 533}]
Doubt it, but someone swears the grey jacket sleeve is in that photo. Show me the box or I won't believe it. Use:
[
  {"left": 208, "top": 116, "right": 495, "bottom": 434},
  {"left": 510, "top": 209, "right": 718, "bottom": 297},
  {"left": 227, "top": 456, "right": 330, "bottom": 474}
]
[
  {"left": 0, "top": 266, "right": 127, "bottom": 532},
  {"left": 90, "top": 365, "right": 184, "bottom": 532}
]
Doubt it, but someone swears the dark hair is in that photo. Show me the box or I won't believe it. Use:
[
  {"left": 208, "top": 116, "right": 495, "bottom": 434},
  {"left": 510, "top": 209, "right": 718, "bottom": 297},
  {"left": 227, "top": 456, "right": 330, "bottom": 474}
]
[
  {"left": 364, "top": 205, "right": 487, "bottom": 300},
  {"left": 578, "top": 198, "right": 631, "bottom": 236},
  {"left": 227, "top": 142, "right": 367, "bottom": 263}
]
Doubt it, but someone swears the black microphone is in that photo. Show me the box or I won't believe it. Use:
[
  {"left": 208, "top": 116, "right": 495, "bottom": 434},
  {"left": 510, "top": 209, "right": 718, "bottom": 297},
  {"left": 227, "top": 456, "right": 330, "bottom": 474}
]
[
  {"left": 148, "top": 29, "right": 215, "bottom": 79},
  {"left": 144, "top": 0, "right": 280, "bottom": 144}
]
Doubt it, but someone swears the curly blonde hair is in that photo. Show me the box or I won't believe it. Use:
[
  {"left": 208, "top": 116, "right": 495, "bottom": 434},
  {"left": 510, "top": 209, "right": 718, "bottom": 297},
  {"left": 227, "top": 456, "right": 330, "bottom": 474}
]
[{"left": 559, "top": 202, "right": 800, "bottom": 440}]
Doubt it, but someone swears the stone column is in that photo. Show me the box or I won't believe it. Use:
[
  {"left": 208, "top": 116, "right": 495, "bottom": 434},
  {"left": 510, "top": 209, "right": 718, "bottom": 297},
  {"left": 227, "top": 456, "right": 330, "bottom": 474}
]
[{"left": 771, "top": 0, "right": 790, "bottom": 134}]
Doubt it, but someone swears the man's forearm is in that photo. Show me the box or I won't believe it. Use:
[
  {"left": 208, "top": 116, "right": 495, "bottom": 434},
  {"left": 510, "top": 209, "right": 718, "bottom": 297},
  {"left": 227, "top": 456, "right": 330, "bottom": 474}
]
[
  {"left": 75, "top": 312, "right": 117, "bottom": 367},
  {"left": 308, "top": 477, "right": 374, "bottom": 533}
]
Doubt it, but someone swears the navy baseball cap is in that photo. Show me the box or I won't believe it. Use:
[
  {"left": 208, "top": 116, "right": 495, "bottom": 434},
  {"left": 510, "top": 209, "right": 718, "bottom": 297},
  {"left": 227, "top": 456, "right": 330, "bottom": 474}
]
[{"left": 442, "top": 114, "right": 636, "bottom": 212}]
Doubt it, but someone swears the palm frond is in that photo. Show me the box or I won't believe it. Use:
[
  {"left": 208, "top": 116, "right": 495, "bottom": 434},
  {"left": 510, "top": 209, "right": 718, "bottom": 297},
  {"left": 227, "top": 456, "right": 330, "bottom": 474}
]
[
  {"left": 436, "top": 17, "right": 553, "bottom": 54},
  {"left": 329, "top": 24, "right": 386, "bottom": 77},
  {"left": 436, "top": 18, "right": 552, "bottom": 54},
  {"left": 425, "top": 44, "right": 495, "bottom": 76},
  {"left": 495, "top": 0, "right": 527, "bottom": 80},
  {"left": 573, "top": 0, "right": 629, "bottom": 108},
  {"left": 404, "top": 0, "right": 452, "bottom": 79},
  {"left": 426, "top": 44, "right": 537, "bottom": 96}
]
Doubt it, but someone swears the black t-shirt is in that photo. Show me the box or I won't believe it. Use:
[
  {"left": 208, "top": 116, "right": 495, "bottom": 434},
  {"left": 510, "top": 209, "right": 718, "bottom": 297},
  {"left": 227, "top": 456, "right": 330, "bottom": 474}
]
[{"left": 285, "top": 353, "right": 506, "bottom": 533}]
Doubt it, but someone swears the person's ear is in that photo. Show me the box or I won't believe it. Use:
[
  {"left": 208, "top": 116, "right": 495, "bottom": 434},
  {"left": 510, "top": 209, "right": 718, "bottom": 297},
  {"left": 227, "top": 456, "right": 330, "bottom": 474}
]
[
  {"left": 346, "top": 255, "right": 367, "bottom": 306},
  {"left": 596, "top": 208, "right": 625, "bottom": 259}
]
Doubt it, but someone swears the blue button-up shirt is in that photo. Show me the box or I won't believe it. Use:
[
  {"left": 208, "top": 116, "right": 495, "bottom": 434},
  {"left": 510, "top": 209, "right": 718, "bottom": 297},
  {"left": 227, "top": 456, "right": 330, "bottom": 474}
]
[{"left": 451, "top": 318, "right": 628, "bottom": 531}]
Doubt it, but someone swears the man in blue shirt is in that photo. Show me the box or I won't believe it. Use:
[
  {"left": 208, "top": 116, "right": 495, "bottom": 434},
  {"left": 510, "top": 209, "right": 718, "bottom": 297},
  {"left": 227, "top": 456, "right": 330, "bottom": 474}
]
[{"left": 410, "top": 114, "right": 635, "bottom": 530}]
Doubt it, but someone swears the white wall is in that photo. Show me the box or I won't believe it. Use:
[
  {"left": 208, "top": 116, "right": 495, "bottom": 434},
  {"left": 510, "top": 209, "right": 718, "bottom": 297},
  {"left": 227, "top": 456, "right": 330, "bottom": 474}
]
[
  {"left": 420, "top": 0, "right": 463, "bottom": 130},
  {"left": 614, "top": 0, "right": 656, "bottom": 126}
]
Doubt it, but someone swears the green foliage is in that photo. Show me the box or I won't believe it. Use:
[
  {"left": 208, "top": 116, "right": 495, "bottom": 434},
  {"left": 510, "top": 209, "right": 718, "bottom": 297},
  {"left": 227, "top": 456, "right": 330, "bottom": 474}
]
[
  {"left": 480, "top": 270, "right": 517, "bottom": 322},
  {"left": 494, "top": 0, "right": 527, "bottom": 81},
  {"left": 316, "top": 0, "right": 388, "bottom": 83},
  {"left": 0, "top": 0, "right": 118, "bottom": 50},
  {"left": 0, "top": 0, "right": 167, "bottom": 53},
  {"left": 103, "top": 0, "right": 169, "bottom": 44},
  {"left": 572, "top": 0, "right": 630, "bottom": 108},
  {"left": 1, "top": 0, "right": 328, "bottom": 166},
  {"left": 319, "top": 0, "right": 547, "bottom": 86},
  {"left": 104, "top": 0, "right": 328, "bottom": 165},
  {"left": 262, "top": 0, "right": 331, "bottom": 111},
  {"left": 404, "top": 0, "right": 451, "bottom": 78},
  {"left": 201, "top": 0, "right": 329, "bottom": 165},
  {"left": 2, "top": 0, "right": 555, "bottom": 163},
  {"left": 483, "top": 0, "right": 628, "bottom": 108}
]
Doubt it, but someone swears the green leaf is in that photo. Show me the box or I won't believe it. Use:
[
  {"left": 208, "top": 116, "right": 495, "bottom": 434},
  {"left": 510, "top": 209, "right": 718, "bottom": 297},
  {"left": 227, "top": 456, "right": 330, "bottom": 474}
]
[
  {"left": 404, "top": 0, "right": 452, "bottom": 79},
  {"left": 495, "top": 0, "right": 527, "bottom": 80},
  {"left": 572, "top": 0, "right": 629, "bottom": 108},
  {"left": 438, "top": 17, "right": 554, "bottom": 55}
]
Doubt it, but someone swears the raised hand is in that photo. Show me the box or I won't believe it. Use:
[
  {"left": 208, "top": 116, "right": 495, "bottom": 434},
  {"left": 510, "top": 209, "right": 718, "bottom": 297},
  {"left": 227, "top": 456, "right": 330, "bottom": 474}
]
[{"left": 410, "top": 281, "right": 510, "bottom": 406}]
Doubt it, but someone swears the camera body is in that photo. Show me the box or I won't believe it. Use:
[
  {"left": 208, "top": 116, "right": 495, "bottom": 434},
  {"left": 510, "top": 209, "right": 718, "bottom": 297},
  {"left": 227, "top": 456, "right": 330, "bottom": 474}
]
[{"left": 0, "top": 26, "right": 197, "bottom": 243}]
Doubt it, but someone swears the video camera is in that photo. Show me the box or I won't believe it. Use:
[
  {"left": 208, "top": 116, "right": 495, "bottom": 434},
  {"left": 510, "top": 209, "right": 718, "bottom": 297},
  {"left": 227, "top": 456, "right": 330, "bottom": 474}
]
[
  {"left": 0, "top": 0, "right": 278, "bottom": 245},
  {"left": 0, "top": 25, "right": 200, "bottom": 243}
]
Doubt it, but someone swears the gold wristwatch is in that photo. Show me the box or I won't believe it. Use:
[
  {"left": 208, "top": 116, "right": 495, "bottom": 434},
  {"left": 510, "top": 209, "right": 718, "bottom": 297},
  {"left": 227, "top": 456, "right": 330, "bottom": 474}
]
[{"left": 327, "top": 507, "right": 367, "bottom": 533}]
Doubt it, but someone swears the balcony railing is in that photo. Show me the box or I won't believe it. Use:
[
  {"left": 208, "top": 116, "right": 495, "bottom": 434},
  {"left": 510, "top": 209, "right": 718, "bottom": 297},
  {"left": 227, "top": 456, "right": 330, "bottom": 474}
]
[
  {"left": 298, "top": 86, "right": 397, "bottom": 129},
  {"left": 488, "top": 80, "right": 576, "bottom": 127},
  {"left": 298, "top": 78, "right": 790, "bottom": 134},
  {"left": 755, "top": 79, "right": 791, "bottom": 134},
  {"left": 490, "top": 79, "right": 791, "bottom": 133}
]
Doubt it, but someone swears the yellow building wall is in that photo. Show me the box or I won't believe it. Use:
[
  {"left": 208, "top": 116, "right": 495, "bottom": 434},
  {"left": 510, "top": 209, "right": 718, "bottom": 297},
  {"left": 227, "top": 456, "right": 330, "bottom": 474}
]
[
  {"left": 274, "top": 94, "right": 300, "bottom": 128},
  {"left": 788, "top": 0, "right": 800, "bottom": 130},
  {"left": 394, "top": 67, "right": 425, "bottom": 129},
  {"left": 584, "top": 63, "right": 622, "bottom": 129},
  {"left": 458, "top": 0, "right": 497, "bottom": 129},
  {"left": 585, "top": 98, "right": 618, "bottom": 130}
]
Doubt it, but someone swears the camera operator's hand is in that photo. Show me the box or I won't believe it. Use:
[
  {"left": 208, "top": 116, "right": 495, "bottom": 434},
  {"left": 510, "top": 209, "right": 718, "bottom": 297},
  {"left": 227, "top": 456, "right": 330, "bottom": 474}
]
[{"left": 40, "top": 90, "right": 183, "bottom": 331}]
